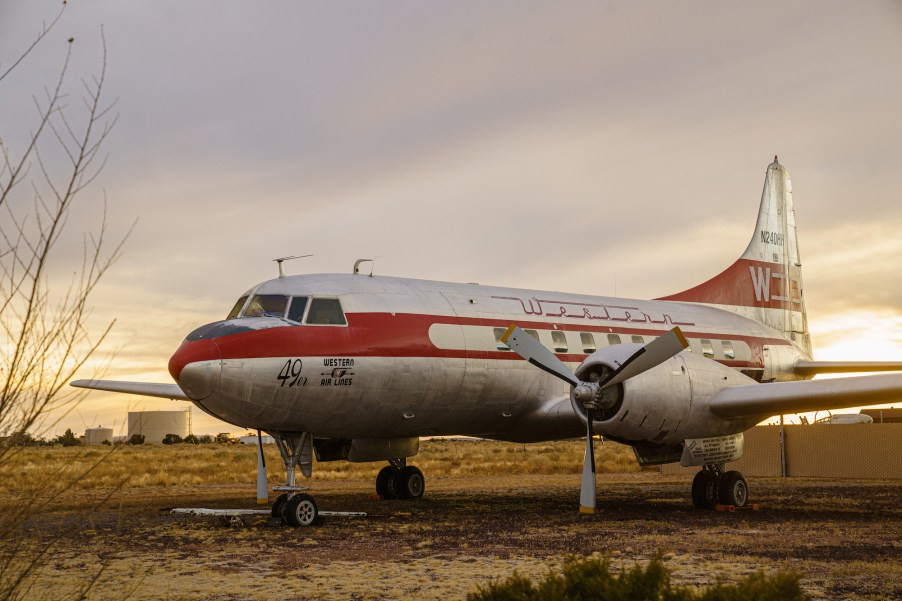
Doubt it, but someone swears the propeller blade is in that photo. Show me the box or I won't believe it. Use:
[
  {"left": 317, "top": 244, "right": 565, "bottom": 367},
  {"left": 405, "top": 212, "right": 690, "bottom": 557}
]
[
  {"left": 502, "top": 324, "right": 580, "bottom": 387},
  {"left": 601, "top": 327, "right": 689, "bottom": 389},
  {"left": 579, "top": 406, "right": 597, "bottom": 513}
]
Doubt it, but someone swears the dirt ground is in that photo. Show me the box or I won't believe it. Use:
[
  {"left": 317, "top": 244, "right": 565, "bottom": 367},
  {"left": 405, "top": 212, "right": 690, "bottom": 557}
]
[{"left": 10, "top": 472, "right": 901, "bottom": 600}]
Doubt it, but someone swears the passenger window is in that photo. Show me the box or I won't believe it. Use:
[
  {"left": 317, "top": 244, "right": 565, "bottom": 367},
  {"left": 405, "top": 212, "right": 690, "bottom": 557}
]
[
  {"left": 580, "top": 333, "right": 596, "bottom": 354},
  {"left": 227, "top": 296, "right": 248, "bottom": 320},
  {"left": 306, "top": 298, "right": 346, "bottom": 325},
  {"left": 494, "top": 328, "right": 511, "bottom": 351},
  {"left": 701, "top": 339, "right": 714, "bottom": 358},
  {"left": 287, "top": 296, "right": 309, "bottom": 323},
  {"left": 551, "top": 331, "right": 568, "bottom": 353},
  {"left": 607, "top": 334, "right": 621, "bottom": 345},
  {"left": 631, "top": 335, "right": 644, "bottom": 344},
  {"left": 244, "top": 294, "right": 288, "bottom": 318},
  {"left": 525, "top": 329, "right": 539, "bottom": 341},
  {"left": 722, "top": 341, "right": 735, "bottom": 360}
]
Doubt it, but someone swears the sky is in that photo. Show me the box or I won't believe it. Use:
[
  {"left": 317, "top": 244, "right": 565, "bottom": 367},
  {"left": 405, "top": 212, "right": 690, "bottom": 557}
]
[{"left": 2, "top": 1, "right": 902, "bottom": 437}]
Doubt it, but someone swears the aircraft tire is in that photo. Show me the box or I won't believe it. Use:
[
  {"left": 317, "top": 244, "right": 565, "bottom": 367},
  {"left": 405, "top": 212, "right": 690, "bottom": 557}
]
[
  {"left": 691, "top": 470, "right": 718, "bottom": 509},
  {"left": 283, "top": 493, "right": 319, "bottom": 527},
  {"left": 718, "top": 471, "right": 748, "bottom": 507},
  {"left": 376, "top": 466, "right": 400, "bottom": 499},
  {"left": 271, "top": 493, "right": 288, "bottom": 518},
  {"left": 397, "top": 466, "right": 425, "bottom": 500}
]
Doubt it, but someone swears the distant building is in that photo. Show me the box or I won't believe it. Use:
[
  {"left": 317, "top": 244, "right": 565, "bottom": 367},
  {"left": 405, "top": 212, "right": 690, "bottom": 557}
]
[
  {"left": 85, "top": 426, "right": 113, "bottom": 445},
  {"left": 859, "top": 408, "right": 902, "bottom": 424},
  {"left": 128, "top": 409, "right": 190, "bottom": 444}
]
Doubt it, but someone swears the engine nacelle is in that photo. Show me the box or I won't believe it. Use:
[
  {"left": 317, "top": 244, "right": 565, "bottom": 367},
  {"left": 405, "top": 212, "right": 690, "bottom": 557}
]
[{"left": 571, "top": 344, "right": 757, "bottom": 447}]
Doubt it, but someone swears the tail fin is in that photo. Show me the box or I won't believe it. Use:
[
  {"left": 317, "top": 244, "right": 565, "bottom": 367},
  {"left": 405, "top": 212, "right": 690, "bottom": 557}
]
[{"left": 657, "top": 157, "right": 811, "bottom": 354}]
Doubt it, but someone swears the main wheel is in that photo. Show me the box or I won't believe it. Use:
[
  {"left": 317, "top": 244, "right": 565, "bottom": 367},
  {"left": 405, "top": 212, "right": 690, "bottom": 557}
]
[
  {"left": 376, "top": 466, "right": 400, "bottom": 499},
  {"left": 271, "top": 493, "right": 288, "bottom": 518},
  {"left": 397, "top": 466, "right": 425, "bottom": 500},
  {"left": 283, "top": 493, "right": 319, "bottom": 527},
  {"left": 718, "top": 471, "right": 748, "bottom": 507},
  {"left": 691, "top": 470, "right": 719, "bottom": 509}
]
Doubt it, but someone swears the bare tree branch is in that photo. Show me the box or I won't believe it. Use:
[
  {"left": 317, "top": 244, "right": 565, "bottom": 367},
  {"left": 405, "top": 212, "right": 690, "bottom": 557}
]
[{"left": 1, "top": 12, "right": 129, "bottom": 600}]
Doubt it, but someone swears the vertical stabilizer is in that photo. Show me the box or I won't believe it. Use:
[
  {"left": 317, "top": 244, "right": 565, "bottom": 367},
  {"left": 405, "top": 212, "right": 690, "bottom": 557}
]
[{"left": 657, "top": 158, "right": 810, "bottom": 354}]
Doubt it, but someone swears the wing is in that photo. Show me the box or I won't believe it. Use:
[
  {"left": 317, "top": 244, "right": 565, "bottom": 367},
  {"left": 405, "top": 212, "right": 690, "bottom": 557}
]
[
  {"left": 710, "top": 373, "right": 902, "bottom": 419},
  {"left": 794, "top": 361, "right": 902, "bottom": 376},
  {"left": 70, "top": 379, "right": 189, "bottom": 401}
]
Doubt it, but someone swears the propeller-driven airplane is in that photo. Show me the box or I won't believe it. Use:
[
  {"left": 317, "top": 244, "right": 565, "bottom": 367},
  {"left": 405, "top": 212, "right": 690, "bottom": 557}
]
[{"left": 73, "top": 158, "right": 902, "bottom": 527}]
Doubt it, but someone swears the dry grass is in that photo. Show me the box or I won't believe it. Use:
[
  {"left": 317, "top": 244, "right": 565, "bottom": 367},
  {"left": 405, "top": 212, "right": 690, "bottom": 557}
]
[
  {"left": 3, "top": 438, "right": 643, "bottom": 490},
  {"left": 2, "top": 442, "right": 899, "bottom": 600}
]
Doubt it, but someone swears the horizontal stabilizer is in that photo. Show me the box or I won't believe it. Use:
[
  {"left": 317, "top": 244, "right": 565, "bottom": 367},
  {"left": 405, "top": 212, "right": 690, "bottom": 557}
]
[
  {"left": 794, "top": 361, "right": 902, "bottom": 376},
  {"left": 70, "top": 379, "right": 188, "bottom": 401},
  {"left": 710, "top": 373, "right": 902, "bottom": 419}
]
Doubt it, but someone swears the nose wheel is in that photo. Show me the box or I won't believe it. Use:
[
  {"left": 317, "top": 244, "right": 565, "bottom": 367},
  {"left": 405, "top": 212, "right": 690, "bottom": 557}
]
[{"left": 271, "top": 432, "right": 321, "bottom": 527}]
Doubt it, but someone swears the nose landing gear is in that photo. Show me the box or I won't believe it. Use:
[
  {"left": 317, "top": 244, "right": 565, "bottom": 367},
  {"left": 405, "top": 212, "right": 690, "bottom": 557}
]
[{"left": 271, "top": 432, "right": 322, "bottom": 527}]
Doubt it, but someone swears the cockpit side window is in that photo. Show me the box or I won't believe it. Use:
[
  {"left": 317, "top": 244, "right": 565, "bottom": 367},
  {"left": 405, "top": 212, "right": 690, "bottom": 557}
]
[
  {"left": 244, "top": 294, "right": 289, "bottom": 318},
  {"left": 306, "top": 298, "right": 346, "bottom": 325},
  {"left": 227, "top": 296, "right": 248, "bottom": 320},
  {"left": 286, "top": 296, "right": 309, "bottom": 323}
]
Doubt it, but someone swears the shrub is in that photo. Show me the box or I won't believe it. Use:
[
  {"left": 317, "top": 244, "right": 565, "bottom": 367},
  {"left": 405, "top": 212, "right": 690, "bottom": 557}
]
[
  {"left": 126, "top": 434, "right": 145, "bottom": 445},
  {"left": 468, "top": 556, "right": 808, "bottom": 601},
  {"left": 161, "top": 433, "right": 182, "bottom": 445},
  {"left": 183, "top": 434, "right": 199, "bottom": 445},
  {"left": 215, "top": 433, "right": 232, "bottom": 444},
  {"left": 101, "top": 439, "right": 111, "bottom": 446},
  {"left": 198, "top": 435, "right": 213, "bottom": 444},
  {"left": 54, "top": 428, "right": 80, "bottom": 447},
  {"left": 9, "top": 432, "right": 33, "bottom": 446}
]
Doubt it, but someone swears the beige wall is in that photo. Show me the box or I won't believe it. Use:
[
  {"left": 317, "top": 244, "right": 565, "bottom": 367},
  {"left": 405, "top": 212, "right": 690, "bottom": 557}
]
[{"left": 662, "top": 423, "right": 902, "bottom": 479}]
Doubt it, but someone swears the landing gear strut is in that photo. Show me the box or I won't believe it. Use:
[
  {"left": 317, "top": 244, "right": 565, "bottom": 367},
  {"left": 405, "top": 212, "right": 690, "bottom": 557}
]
[
  {"left": 375, "top": 459, "right": 425, "bottom": 500},
  {"left": 271, "top": 432, "right": 321, "bottom": 527},
  {"left": 692, "top": 464, "right": 748, "bottom": 509}
]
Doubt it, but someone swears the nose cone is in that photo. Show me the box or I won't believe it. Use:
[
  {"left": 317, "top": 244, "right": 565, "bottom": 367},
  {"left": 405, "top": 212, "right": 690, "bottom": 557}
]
[{"left": 168, "top": 338, "right": 222, "bottom": 401}]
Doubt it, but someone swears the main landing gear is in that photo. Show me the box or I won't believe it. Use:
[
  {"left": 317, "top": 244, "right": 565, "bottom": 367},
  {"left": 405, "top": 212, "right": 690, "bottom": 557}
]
[
  {"left": 271, "top": 432, "right": 322, "bottom": 528},
  {"left": 375, "top": 459, "right": 425, "bottom": 500},
  {"left": 691, "top": 464, "right": 749, "bottom": 509}
]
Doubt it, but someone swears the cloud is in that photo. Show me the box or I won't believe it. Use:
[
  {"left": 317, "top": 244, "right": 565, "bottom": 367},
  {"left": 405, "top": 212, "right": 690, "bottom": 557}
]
[{"left": 4, "top": 1, "right": 902, "bottom": 436}]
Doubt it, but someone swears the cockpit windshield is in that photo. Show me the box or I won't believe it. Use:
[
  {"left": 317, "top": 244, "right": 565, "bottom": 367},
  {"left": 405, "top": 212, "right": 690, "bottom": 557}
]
[
  {"left": 228, "top": 293, "right": 344, "bottom": 325},
  {"left": 243, "top": 294, "right": 289, "bottom": 318},
  {"left": 226, "top": 296, "right": 248, "bottom": 320}
]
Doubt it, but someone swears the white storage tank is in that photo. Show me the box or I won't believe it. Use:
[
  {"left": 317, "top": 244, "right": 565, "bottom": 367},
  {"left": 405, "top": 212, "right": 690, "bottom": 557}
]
[
  {"left": 239, "top": 435, "right": 274, "bottom": 445},
  {"left": 128, "top": 409, "right": 190, "bottom": 443},
  {"left": 85, "top": 426, "right": 113, "bottom": 445}
]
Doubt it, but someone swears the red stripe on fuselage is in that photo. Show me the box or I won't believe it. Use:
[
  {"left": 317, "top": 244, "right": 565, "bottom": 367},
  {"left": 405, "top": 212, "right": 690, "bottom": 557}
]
[{"left": 206, "top": 312, "right": 784, "bottom": 367}]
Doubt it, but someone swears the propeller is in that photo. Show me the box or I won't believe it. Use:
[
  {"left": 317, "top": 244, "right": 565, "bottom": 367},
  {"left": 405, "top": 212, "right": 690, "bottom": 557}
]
[{"left": 501, "top": 324, "right": 688, "bottom": 513}]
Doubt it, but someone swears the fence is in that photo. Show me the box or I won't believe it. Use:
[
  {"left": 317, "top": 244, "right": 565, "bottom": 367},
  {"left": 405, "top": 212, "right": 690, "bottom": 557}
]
[{"left": 661, "top": 423, "right": 902, "bottom": 479}]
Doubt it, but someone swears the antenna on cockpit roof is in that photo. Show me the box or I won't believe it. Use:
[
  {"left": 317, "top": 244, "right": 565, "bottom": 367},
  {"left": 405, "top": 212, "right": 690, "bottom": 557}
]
[
  {"left": 274, "top": 254, "right": 313, "bottom": 278},
  {"left": 353, "top": 258, "right": 378, "bottom": 277}
]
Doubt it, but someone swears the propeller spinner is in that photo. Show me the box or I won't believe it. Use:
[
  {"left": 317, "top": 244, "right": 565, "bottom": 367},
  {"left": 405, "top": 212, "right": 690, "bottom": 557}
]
[{"left": 501, "top": 324, "right": 688, "bottom": 513}]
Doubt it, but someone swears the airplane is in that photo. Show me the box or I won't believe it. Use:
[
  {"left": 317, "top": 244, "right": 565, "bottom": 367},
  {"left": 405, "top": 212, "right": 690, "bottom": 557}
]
[{"left": 72, "top": 157, "right": 902, "bottom": 527}]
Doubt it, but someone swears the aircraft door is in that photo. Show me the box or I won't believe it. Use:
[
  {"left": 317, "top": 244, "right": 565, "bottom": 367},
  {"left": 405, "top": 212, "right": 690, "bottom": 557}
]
[{"left": 438, "top": 292, "right": 488, "bottom": 421}]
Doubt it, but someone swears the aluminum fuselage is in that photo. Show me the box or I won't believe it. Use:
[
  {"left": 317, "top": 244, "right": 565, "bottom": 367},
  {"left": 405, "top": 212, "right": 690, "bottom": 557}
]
[{"left": 169, "top": 273, "right": 809, "bottom": 443}]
